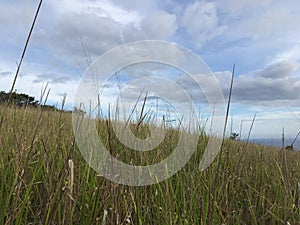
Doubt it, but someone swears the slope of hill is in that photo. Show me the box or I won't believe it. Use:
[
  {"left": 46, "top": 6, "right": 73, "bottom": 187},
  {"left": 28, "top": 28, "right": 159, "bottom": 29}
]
[{"left": 0, "top": 105, "right": 299, "bottom": 224}]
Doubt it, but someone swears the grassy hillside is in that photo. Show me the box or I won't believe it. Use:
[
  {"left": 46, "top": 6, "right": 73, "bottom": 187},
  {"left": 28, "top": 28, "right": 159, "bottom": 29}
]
[{"left": 0, "top": 104, "right": 300, "bottom": 224}]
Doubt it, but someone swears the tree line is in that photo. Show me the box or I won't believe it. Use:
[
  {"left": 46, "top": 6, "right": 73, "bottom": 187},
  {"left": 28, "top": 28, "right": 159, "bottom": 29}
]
[{"left": 0, "top": 91, "right": 55, "bottom": 109}]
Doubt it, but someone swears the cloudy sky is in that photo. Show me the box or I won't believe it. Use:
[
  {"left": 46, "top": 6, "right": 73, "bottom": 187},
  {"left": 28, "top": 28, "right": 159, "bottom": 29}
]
[{"left": 1, "top": 0, "right": 300, "bottom": 140}]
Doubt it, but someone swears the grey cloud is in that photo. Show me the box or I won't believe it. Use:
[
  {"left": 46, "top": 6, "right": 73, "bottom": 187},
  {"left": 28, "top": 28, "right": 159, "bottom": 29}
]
[
  {"left": 96, "top": 66, "right": 300, "bottom": 112},
  {"left": 223, "top": 61, "right": 300, "bottom": 103},
  {"left": 102, "top": 83, "right": 114, "bottom": 89},
  {"left": 0, "top": 71, "right": 12, "bottom": 77},
  {"left": 227, "top": 61, "right": 300, "bottom": 104},
  {"left": 40, "top": 13, "right": 123, "bottom": 60},
  {"left": 0, "top": 1, "right": 37, "bottom": 28},
  {"left": 233, "top": 75, "right": 300, "bottom": 102},
  {"left": 256, "top": 61, "right": 300, "bottom": 79},
  {"left": 174, "top": 62, "right": 300, "bottom": 107},
  {"left": 33, "top": 73, "right": 71, "bottom": 84},
  {"left": 35, "top": 3, "right": 178, "bottom": 66}
]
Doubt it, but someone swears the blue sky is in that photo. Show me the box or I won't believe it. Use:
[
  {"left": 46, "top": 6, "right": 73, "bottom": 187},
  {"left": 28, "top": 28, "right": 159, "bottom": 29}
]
[{"left": 1, "top": 0, "right": 300, "bottom": 139}]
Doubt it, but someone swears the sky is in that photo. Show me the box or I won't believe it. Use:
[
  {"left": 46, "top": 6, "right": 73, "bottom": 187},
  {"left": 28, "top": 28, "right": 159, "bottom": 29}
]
[{"left": 1, "top": 0, "right": 300, "bottom": 140}]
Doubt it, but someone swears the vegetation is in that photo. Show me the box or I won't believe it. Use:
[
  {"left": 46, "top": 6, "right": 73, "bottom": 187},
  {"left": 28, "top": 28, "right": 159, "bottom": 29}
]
[
  {"left": 0, "top": 90, "right": 58, "bottom": 110},
  {"left": 0, "top": 91, "right": 38, "bottom": 106},
  {"left": 0, "top": 103, "right": 300, "bottom": 225},
  {"left": 4, "top": 2, "right": 299, "bottom": 224}
]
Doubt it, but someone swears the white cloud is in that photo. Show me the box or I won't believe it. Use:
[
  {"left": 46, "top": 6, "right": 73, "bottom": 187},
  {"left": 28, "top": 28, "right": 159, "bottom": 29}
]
[
  {"left": 48, "top": 0, "right": 142, "bottom": 25},
  {"left": 121, "top": 10, "right": 178, "bottom": 42},
  {"left": 108, "top": 0, "right": 158, "bottom": 12},
  {"left": 273, "top": 44, "right": 300, "bottom": 63},
  {"left": 140, "top": 11, "right": 178, "bottom": 40},
  {"left": 216, "top": 0, "right": 300, "bottom": 43},
  {"left": 180, "top": 1, "right": 227, "bottom": 48},
  {"left": 1, "top": 0, "right": 300, "bottom": 140}
]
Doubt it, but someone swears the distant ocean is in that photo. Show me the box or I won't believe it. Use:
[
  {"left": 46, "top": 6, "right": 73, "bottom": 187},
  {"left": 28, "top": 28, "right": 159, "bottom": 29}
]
[{"left": 246, "top": 138, "right": 300, "bottom": 151}]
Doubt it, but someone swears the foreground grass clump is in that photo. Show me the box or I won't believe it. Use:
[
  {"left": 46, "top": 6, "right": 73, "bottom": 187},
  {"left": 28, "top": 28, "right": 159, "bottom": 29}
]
[{"left": 0, "top": 104, "right": 300, "bottom": 224}]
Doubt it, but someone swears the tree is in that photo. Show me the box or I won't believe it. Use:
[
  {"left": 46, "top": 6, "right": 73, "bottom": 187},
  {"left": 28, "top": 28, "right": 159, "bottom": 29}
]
[
  {"left": 0, "top": 91, "right": 38, "bottom": 106},
  {"left": 229, "top": 132, "right": 239, "bottom": 141}
]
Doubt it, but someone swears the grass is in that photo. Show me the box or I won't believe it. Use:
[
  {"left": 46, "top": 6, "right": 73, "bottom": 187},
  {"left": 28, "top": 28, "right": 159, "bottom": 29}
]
[{"left": 0, "top": 104, "right": 300, "bottom": 225}]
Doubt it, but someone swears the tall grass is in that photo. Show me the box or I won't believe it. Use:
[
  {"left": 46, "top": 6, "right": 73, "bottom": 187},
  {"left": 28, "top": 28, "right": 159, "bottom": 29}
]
[{"left": 0, "top": 104, "right": 300, "bottom": 224}]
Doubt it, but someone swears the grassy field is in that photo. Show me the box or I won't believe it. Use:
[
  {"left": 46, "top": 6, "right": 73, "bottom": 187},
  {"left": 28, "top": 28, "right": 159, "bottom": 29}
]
[{"left": 0, "top": 104, "right": 300, "bottom": 225}]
